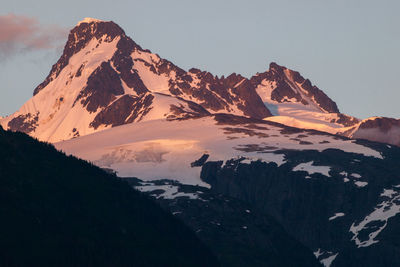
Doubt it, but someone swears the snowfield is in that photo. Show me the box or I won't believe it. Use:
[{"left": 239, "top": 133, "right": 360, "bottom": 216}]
[{"left": 56, "top": 116, "right": 383, "bottom": 187}]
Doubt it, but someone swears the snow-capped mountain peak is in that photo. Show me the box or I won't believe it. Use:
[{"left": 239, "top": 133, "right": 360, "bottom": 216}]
[
  {"left": 33, "top": 19, "right": 131, "bottom": 96},
  {"left": 1, "top": 19, "right": 273, "bottom": 142},
  {"left": 76, "top": 17, "right": 105, "bottom": 26},
  {"left": 1, "top": 19, "right": 397, "bottom": 147},
  {"left": 251, "top": 62, "right": 339, "bottom": 113}
]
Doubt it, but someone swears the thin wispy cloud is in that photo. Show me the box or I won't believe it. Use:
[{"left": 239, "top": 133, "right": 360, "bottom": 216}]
[{"left": 0, "top": 14, "right": 67, "bottom": 61}]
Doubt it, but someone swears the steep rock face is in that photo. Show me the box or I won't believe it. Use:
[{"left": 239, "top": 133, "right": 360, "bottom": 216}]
[
  {"left": 55, "top": 112, "right": 400, "bottom": 266},
  {"left": 342, "top": 117, "right": 400, "bottom": 146},
  {"left": 55, "top": 114, "right": 385, "bottom": 187},
  {"left": 126, "top": 178, "right": 322, "bottom": 267},
  {"left": 7, "top": 112, "right": 39, "bottom": 134},
  {"left": 251, "top": 62, "right": 360, "bottom": 132},
  {"left": 90, "top": 93, "right": 154, "bottom": 129},
  {"left": 33, "top": 20, "right": 129, "bottom": 96},
  {"left": 165, "top": 69, "right": 272, "bottom": 119},
  {"left": 1, "top": 19, "right": 272, "bottom": 142},
  {"left": 200, "top": 143, "right": 400, "bottom": 267},
  {"left": 0, "top": 20, "right": 216, "bottom": 142},
  {"left": 4, "top": 18, "right": 397, "bottom": 147},
  {"left": 75, "top": 61, "right": 125, "bottom": 113},
  {"left": 358, "top": 117, "right": 400, "bottom": 132},
  {"left": 251, "top": 62, "right": 339, "bottom": 113}
]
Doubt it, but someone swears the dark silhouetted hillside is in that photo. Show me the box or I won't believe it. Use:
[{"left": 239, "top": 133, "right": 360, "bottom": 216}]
[{"left": 0, "top": 126, "right": 219, "bottom": 267}]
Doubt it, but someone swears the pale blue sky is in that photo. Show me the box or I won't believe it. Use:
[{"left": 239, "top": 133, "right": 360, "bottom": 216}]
[{"left": 1, "top": 0, "right": 399, "bottom": 119}]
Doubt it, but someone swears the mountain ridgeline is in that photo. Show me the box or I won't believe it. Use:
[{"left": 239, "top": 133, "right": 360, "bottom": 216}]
[
  {"left": 1, "top": 18, "right": 400, "bottom": 267},
  {"left": 3, "top": 18, "right": 397, "bottom": 145}
]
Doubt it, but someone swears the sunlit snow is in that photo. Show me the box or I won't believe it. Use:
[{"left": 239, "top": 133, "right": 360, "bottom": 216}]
[{"left": 56, "top": 116, "right": 384, "bottom": 187}]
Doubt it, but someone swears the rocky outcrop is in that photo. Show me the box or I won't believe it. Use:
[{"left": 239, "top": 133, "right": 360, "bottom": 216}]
[
  {"left": 167, "top": 70, "right": 272, "bottom": 119},
  {"left": 4, "top": 18, "right": 395, "bottom": 147},
  {"left": 347, "top": 117, "right": 400, "bottom": 146},
  {"left": 90, "top": 94, "right": 154, "bottom": 129},
  {"left": 111, "top": 35, "right": 148, "bottom": 95},
  {"left": 127, "top": 178, "right": 322, "bottom": 267},
  {"left": 358, "top": 117, "right": 400, "bottom": 132},
  {"left": 7, "top": 112, "right": 39, "bottom": 134},
  {"left": 75, "top": 61, "right": 125, "bottom": 113},
  {"left": 251, "top": 62, "right": 340, "bottom": 113},
  {"left": 34, "top": 20, "right": 130, "bottom": 96},
  {"left": 200, "top": 143, "right": 400, "bottom": 267},
  {"left": 333, "top": 113, "right": 360, "bottom": 127}
]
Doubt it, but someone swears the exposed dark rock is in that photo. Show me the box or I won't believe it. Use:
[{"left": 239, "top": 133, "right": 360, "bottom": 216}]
[
  {"left": 223, "top": 127, "right": 269, "bottom": 138},
  {"left": 126, "top": 178, "right": 322, "bottom": 267},
  {"left": 7, "top": 112, "right": 39, "bottom": 134},
  {"left": 90, "top": 93, "right": 154, "bottom": 129},
  {"left": 250, "top": 62, "right": 340, "bottom": 114},
  {"left": 214, "top": 114, "right": 267, "bottom": 125},
  {"left": 243, "top": 124, "right": 269, "bottom": 131},
  {"left": 280, "top": 127, "right": 305, "bottom": 135},
  {"left": 34, "top": 20, "right": 129, "bottom": 96},
  {"left": 75, "top": 61, "right": 124, "bottom": 113},
  {"left": 234, "top": 79, "right": 272, "bottom": 118},
  {"left": 333, "top": 113, "right": 360, "bottom": 127},
  {"left": 75, "top": 64, "right": 84, "bottom": 77},
  {"left": 358, "top": 117, "right": 400, "bottom": 133},
  {"left": 111, "top": 37, "right": 148, "bottom": 95},
  {"left": 167, "top": 70, "right": 272, "bottom": 119},
  {"left": 191, "top": 154, "right": 210, "bottom": 167},
  {"left": 201, "top": 143, "right": 400, "bottom": 267},
  {"left": 299, "top": 140, "right": 313, "bottom": 145},
  {"left": 166, "top": 97, "right": 211, "bottom": 121}
]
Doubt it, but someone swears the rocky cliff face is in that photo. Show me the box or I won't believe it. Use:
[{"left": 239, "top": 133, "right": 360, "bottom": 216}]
[
  {"left": 342, "top": 117, "right": 400, "bottom": 147},
  {"left": 1, "top": 18, "right": 365, "bottom": 144},
  {"left": 251, "top": 62, "right": 340, "bottom": 113},
  {"left": 126, "top": 178, "right": 322, "bottom": 267},
  {"left": 2, "top": 18, "right": 398, "bottom": 147},
  {"left": 200, "top": 141, "right": 400, "bottom": 266},
  {"left": 1, "top": 19, "right": 225, "bottom": 142}
]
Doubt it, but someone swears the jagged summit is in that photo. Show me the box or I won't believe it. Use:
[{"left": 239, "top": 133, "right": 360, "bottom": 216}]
[
  {"left": 33, "top": 18, "right": 130, "bottom": 96},
  {"left": 3, "top": 18, "right": 397, "bottom": 146},
  {"left": 76, "top": 17, "right": 105, "bottom": 26},
  {"left": 338, "top": 116, "right": 400, "bottom": 146},
  {"left": 252, "top": 62, "right": 340, "bottom": 114}
]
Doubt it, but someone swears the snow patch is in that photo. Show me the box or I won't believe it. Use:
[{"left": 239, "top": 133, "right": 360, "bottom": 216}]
[
  {"left": 135, "top": 182, "right": 203, "bottom": 200},
  {"left": 354, "top": 181, "right": 368, "bottom": 188},
  {"left": 314, "top": 249, "right": 339, "bottom": 267},
  {"left": 321, "top": 253, "right": 338, "bottom": 267},
  {"left": 293, "top": 161, "right": 331, "bottom": 177},
  {"left": 350, "top": 185, "right": 400, "bottom": 247},
  {"left": 329, "top": 213, "right": 345, "bottom": 221}
]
